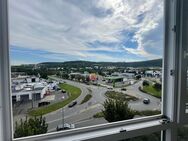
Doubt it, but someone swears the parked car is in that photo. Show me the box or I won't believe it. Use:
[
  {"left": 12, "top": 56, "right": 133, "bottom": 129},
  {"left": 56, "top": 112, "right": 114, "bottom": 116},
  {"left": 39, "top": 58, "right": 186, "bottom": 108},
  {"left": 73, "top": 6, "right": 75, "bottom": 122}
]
[
  {"left": 107, "top": 86, "right": 113, "bottom": 90},
  {"left": 143, "top": 98, "right": 150, "bottom": 104},
  {"left": 61, "top": 89, "right": 66, "bottom": 93},
  {"left": 38, "top": 101, "right": 50, "bottom": 107},
  {"left": 56, "top": 123, "right": 75, "bottom": 131},
  {"left": 121, "top": 88, "right": 127, "bottom": 91},
  {"left": 68, "top": 101, "right": 77, "bottom": 108}
]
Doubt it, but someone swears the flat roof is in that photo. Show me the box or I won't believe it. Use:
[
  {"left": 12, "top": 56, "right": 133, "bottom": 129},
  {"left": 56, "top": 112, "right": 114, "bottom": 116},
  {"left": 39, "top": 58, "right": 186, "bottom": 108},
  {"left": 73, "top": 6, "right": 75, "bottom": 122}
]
[{"left": 105, "top": 76, "right": 124, "bottom": 80}]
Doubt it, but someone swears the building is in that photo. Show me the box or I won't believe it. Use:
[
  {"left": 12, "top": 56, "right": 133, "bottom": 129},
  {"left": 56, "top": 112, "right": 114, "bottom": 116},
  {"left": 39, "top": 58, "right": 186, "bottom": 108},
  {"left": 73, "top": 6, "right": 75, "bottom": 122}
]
[
  {"left": 11, "top": 76, "right": 47, "bottom": 102},
  {"left": 105, "top": 76, "right": 124, "bottom": 83},
  {"left": 89, "top": 73, "right": 97, "bottom": 81}
]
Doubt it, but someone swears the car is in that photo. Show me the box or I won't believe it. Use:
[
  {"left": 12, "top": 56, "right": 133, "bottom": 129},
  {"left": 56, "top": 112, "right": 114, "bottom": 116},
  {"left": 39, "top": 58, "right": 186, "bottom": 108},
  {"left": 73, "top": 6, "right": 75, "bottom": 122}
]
[
  {"left": 107, "top": 86, "right": 113, "bottom": 90},
  {"left": 56, "top": 123, "right": 75, "bottom": 131},
  {"left": 143, "top": 98, "right": 150, "bottom": 104},
  {"left": 68, "top": 101, "right": 77, "bottom": 108},
  {"left": 57, "top": 87, "right": 61, "bottom": 91},
  {"left": 38, "top": 101, "right": 50, "bottom": 107},
  {"left": 121, "top": 88, "right": 127, "bottom": 91},
  {"left": 61, "top": 89, "right": 66, "bottom": 93}
]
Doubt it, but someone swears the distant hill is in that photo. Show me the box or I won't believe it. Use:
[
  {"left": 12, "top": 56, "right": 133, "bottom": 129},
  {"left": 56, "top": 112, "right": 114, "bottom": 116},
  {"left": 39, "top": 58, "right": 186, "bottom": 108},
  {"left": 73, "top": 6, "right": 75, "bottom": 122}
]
[{"left": 39, "top": 59, "right": 162, "bottom": 68}]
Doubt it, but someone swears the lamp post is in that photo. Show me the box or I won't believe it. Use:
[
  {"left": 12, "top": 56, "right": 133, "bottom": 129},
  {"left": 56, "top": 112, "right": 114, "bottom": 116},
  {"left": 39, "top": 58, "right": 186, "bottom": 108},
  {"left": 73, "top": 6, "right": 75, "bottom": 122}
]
[
  {"left": 62, "top": 107, "right": 64, "bottom": 129},
  {"left": 62, "top": 95, "right": 65, "bottom": 129}
]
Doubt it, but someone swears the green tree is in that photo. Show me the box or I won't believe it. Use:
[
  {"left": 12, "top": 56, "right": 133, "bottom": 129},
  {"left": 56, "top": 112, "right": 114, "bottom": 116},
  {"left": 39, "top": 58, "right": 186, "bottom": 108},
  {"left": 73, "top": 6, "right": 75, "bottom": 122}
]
[
  {"left": 102, "top": 99, "right": 134, "bottom": 122},
  {"left": 14, "top": 116, "right": 48, "bottom": 138},
  {"left": 153, "top": 83, "right": 162, "bottom": 91},
  {"left": 61, "top": 73, "right": 69, "bottom": 79},
  {"left": 142, "top": 80, "right": 149, "bottom": 86}
]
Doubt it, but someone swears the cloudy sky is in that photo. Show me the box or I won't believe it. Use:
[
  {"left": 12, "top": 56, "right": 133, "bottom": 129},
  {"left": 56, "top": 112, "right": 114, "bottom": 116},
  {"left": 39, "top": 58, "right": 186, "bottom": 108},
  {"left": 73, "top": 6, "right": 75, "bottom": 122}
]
[{"left": 9, "top": 0, "right": 164, "bottom": 65}]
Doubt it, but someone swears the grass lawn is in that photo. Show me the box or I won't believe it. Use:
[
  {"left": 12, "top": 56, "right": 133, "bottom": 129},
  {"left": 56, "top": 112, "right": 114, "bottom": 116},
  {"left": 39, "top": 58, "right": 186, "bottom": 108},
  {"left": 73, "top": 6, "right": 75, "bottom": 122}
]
[
  {"left": 134, "top": 110, "right": 161, "bottom": 116},
  {"left": 105, "top": 91, "right": 138, "bottom": 101},
  {"left": 93, "top": 110, "right": 161, "bottom": 118},
  {"left": 80, "top": 94, "right": 92, "bottom": 104},
  {"left": 93, "top": 112, "right": 104, "bottom": 118},
  {"left": 28, "top": 83, "right": 81, "bottom": 116},
  {"left": 142, "top": 85, "right": 161, "bottom": 98}
]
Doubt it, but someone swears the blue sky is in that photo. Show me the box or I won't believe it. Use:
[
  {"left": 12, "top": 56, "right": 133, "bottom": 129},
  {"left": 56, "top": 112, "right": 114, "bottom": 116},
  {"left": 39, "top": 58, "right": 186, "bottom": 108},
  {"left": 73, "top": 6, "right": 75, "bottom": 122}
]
[{"left": 9, "top": 0, "right": 164, "bottom": 65}]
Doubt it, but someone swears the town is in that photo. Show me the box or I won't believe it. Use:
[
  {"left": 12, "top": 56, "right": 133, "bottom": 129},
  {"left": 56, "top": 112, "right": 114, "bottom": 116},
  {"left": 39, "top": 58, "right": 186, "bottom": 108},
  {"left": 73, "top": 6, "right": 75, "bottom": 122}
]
[{"left": 12, "top": 59, "right": 162, "bottom": 136}]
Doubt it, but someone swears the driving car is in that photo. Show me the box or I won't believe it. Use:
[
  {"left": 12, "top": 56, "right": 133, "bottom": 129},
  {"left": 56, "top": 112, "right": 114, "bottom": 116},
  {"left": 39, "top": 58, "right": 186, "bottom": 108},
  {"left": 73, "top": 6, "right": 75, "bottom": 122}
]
[
  {"left": 143, "top": 98, "right": 150, "bottom": 104},
  {"left": 68, "top": 101, "right": 77, "bottom": 108}
]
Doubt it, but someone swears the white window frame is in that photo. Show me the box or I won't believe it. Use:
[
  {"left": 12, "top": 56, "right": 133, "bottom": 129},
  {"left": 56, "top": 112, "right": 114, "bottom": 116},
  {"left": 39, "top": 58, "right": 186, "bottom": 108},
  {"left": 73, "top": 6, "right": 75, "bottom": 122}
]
[{"left": 0, "top": 0, "right": 186, "bottom": 141}]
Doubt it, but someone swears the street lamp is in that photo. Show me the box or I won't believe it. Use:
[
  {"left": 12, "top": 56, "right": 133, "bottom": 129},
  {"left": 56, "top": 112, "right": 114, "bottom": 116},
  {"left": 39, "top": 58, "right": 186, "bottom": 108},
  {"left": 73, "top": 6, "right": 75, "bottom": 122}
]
[
  {"left": 62, "top": 95, "right": 65, "bottom": 129},
  {"left": 62, "top": 107, "right": 64, "bottom": 129}
]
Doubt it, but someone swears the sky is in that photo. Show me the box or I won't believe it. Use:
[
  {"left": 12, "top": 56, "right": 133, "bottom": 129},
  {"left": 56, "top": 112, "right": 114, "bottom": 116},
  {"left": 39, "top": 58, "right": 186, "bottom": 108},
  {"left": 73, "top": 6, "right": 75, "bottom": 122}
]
[{"left": 9, "top": 0, "right": 164, "bottom": 65}]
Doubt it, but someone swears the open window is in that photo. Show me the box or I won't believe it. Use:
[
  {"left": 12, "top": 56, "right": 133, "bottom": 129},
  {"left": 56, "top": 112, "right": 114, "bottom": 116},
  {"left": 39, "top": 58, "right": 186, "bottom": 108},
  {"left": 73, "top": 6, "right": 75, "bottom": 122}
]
[{"left": 0, "top": 0, "right": 187, "bottom": 141}]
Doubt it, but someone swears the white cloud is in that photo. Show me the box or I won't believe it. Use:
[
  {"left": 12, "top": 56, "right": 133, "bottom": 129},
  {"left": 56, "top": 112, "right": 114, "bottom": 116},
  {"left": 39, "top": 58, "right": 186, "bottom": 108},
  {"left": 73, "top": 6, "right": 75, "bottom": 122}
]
[{"left": 9, "top": 0, "right": 164, "bottom": 62}]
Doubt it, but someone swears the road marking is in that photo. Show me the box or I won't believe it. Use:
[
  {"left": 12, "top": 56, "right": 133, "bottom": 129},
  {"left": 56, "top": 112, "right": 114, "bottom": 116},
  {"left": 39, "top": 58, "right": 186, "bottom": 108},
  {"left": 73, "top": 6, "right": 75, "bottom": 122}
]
[
  {"left": 73, "top": 118, "right": 93, "bottom": 124},
  {"left": 47, "top": 104, "right": 102, "bottom": 124},
  {"left": 79, "top": 103, "right": 102, "bottom": 113}
]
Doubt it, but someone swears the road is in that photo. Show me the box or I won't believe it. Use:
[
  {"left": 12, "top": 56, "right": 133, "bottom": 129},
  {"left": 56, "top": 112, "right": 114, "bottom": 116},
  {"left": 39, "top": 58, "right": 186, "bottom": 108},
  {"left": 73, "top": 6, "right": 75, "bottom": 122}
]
[
  {"left": 46, "top": 76, "right": 161, "bottom": 132},
  {"left": 46, "top": 76, "right": 107, "bottom": 132},
  {"left": 115, "top": 80, "right": 161, "bottom": 111}
]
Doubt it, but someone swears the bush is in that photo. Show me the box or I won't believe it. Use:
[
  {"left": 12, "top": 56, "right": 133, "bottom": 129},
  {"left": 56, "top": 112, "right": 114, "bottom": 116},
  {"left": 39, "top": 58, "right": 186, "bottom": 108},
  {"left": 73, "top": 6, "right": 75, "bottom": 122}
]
[
  {"left": 135, "top": 75, "right": 141, "bottom": 80},
  {"left": 14, "top": 116, "right": 48, "bottom": 138},
  {"left": 102, "top": 99, "right": 134, "bottom": 122},
  {"left": 153, "top": 83, "right": 161, "bottom": 91},
  {"left": 142, "top": 80, "right": 149, "bottom": 86}
]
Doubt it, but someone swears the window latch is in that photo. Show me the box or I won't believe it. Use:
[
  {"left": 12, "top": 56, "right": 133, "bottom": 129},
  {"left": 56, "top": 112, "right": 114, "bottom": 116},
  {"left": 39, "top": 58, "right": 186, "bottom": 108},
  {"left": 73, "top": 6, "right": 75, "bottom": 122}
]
[{"left": 160, "top": 115, "right": 171, "bottom": 124}]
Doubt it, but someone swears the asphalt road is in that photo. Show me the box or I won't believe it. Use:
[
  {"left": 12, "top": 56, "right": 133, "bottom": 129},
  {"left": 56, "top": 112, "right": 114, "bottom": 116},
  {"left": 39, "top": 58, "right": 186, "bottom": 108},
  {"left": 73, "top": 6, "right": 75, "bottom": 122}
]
[
  {"left": 46, "top": 76, "right": 161, "bottom": 132},
  {"left": 114, "top": 80, "right": 161, "bottom": 111},
  {"left": 46, "top": 76, "right": 106, "bottom": 131}
]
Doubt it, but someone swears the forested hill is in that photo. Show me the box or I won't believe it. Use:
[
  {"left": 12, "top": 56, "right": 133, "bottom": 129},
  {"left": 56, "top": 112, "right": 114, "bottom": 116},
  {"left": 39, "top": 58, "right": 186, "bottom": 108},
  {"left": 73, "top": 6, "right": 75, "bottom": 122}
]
[{"left": 39, "top": 59, "right": 162, "bottom": 68}]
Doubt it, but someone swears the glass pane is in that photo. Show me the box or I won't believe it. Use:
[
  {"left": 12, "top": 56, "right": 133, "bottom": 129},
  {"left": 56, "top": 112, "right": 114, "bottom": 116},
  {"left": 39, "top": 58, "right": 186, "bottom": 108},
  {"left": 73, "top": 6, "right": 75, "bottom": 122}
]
[
  {"left": 182, "top": 0, "right": 188, "bottom": 115},
  {"left": 178, "top": 125, "right": 188, "bottom": 141},
  {"left": 120, "top": 132, "right": 161, "bottom": 141},
  {"left": 9, "top": 0, "right": 164, "bottom": 138}
]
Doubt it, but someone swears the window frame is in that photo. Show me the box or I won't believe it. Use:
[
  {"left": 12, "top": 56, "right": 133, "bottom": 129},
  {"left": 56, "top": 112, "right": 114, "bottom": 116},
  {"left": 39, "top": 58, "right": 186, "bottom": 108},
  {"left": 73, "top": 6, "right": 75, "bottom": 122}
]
[
  {"left": 0, "top": 0, "right": 185, "bottom": 141},
  {"left": 177, "top": 0, "right": 188, "bottom": 125}
]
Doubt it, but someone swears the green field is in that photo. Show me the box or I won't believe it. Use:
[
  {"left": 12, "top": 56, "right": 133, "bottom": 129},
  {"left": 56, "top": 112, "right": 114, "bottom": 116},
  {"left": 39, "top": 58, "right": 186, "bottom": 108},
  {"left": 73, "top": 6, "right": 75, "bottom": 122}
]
[
  {"left": 28, "top": 83, "right": 81, "bottom": 116},
  {"left": 141, "top": 85, "right": 161, "bottom": 98},
  {"left": 105, "top": 91, "right": 138, "bottom": 101},
  {"left": 80, "top": 88, "right": 92, "bottom": 104}
]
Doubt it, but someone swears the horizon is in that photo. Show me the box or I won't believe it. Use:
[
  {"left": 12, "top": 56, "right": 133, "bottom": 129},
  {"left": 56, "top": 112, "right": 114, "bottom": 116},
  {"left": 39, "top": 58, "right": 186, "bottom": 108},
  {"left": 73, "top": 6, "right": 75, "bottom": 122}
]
[
  {"left": 10, "top": 0, "right": 164, "bottom": 65},
  {"left": 11, "top": 58, "right": 162, "bottom": 66}
]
